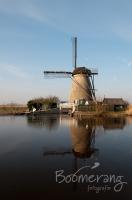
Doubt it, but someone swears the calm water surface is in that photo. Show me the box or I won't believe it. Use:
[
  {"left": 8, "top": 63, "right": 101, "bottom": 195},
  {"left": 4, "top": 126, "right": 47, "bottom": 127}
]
[{"left": 0, "top": 115, "right": 132, "bottom": 199}]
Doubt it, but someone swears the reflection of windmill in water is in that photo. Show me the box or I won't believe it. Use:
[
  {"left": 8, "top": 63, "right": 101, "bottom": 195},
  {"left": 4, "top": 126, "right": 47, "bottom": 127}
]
[
  {"left": 43, "top": 117, "right": 99, "bottom": 191},
  {"left": 70, "top": 118, "right": 98, "bottom": 158},
  {"left": 44, "top": 37, "right": 98, "bottom": 103},
  {"left": 43, "top": 117, "right": 98, "bottom": 159}
]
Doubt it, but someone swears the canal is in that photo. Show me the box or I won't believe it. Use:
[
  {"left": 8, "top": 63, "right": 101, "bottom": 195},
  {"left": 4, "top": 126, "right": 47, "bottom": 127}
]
[{"left": 0, "top": 115, "right": 132, "bottom": 199}]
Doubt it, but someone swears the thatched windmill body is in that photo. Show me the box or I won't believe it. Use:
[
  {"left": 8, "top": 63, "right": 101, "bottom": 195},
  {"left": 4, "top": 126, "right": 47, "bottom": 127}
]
[{"left": 44, "top": 37, "right": 98, "bottom": 104}]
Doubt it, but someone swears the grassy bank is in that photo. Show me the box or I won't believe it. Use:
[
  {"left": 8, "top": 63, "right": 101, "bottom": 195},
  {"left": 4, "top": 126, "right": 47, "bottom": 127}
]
[
  {"left": 0, "top": 105, "right": 27, "bottom": 115},
  {"left": 73, "top": 104, "right": 132, "bottom": 117},
  {"left": 125, "top": 105, "right": 132, "bottom": 116},
  {"left": 0, "top": 104, "right": 132, "bottom": 117},
  {"left": 74, "top": 108, "right": 132, "bottom": 118}
]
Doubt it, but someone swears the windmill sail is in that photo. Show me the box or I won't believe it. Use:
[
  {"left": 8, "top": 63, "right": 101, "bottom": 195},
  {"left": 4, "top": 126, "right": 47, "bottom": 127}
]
[
  {"left": 72, "top": 37, "right": 77, "bottom": 69},
  {"left": 44, "top": 71, "right": 72, "bottom": 78},
  {"left": 43, "top": 37, "right": 98, "bottom": 103}
]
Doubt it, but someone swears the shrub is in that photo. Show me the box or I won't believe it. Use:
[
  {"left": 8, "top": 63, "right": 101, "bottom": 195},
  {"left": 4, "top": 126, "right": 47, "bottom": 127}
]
[{"left": 27, "top": 96, "right": 60, "bottom": 111}]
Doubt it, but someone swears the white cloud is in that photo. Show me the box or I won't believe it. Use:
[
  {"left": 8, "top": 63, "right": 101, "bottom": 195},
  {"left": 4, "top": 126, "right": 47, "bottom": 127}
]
[
  {"left": 112, "top": 19, "right": 132, "bottom": 41},
  {"left": 1, "top": 0, "right": 132, "bottom": 40},
  {"left": 116, "top": 57, "right": 132, "bottom": 68},
  {"left": 0, "top": 63, "right": 29, "bottom": 79},
  {"left": 0, "top": 0, "right": 54, "bottom": 25},
  {"left": 128, "top": 61, "right": 132, "bottom": 67}
]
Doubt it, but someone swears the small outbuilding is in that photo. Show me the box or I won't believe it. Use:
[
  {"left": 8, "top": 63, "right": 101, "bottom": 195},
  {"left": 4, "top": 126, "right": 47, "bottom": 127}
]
[{"left": 103, "top": 98, "right": 128, "bottom": 111}]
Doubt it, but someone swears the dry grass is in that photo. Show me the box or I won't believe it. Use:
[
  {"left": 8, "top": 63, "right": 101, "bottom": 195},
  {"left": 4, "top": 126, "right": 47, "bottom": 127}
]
[
  {"left": 125, "top": 105, "right": 132, "bottom": 116},
  {"left": 0, "top": 106, "right": 27, "bottom": 115}
]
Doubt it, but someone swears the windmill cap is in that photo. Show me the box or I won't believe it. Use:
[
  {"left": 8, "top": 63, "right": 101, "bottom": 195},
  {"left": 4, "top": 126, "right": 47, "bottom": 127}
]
[{"left": 72, "top": 67, "right": 91, "bottom": 76}]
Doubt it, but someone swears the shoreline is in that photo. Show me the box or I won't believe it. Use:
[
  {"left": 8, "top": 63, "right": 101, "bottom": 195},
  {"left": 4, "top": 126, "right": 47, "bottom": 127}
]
[
  {"left": 0, "top": 110, "right": 132, "bottom": 117},
  {"left": 74, "top": 111, "right": 132, "bottom": 118}
]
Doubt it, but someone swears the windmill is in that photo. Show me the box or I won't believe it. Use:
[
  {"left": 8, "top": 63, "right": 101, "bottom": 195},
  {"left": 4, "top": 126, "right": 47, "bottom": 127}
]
[{"left": 44, "top": 37, "right": 98, "bottom": 104}]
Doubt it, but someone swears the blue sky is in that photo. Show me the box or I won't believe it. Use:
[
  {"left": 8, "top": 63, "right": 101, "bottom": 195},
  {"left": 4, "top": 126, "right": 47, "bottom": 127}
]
[{"left": 0, "top": 0, "right": 132, "bottom": 104}]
